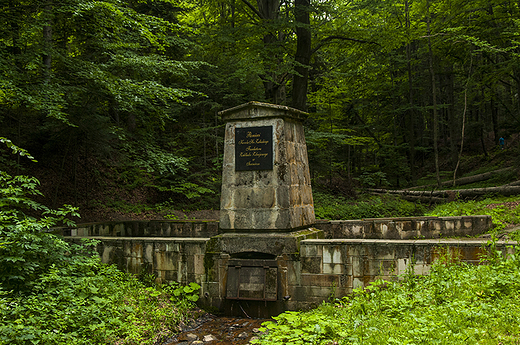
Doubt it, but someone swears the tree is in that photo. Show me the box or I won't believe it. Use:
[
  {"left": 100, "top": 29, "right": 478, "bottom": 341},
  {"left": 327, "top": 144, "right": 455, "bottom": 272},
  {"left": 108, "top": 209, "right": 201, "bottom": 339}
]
[{"left": 0, "top": 0, "right": 214, "bottom": 212}]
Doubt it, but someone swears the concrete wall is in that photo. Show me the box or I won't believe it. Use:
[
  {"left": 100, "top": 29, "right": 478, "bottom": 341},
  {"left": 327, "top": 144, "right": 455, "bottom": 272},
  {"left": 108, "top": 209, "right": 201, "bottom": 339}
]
[
  {"left": 62, "top": 220, "right": 219, "bottom": 238},
  {"left": 315, "top": 215, "right": 492, "bottom": 239},
  {"left": 68, "top": 236, "right": 208, "bottom": 285},
  {"left": 289, "top": 238, "right": 516, "bottom": 310}
]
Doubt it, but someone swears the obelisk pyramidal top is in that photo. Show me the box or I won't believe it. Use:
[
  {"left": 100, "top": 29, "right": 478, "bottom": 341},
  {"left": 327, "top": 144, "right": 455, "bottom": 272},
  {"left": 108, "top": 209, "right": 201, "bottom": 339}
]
[{"left": 218, "top": 101, "right": 315, "bottom": 232}]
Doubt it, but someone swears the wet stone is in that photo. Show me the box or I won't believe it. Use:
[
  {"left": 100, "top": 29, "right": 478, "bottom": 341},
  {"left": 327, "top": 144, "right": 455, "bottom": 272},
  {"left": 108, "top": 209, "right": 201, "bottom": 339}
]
[
  {"left": 203, "top": 334, "right": 218, "bottom": 342},
  {"left": 179, "top": 333, "right": 198, "bottom": 342}
]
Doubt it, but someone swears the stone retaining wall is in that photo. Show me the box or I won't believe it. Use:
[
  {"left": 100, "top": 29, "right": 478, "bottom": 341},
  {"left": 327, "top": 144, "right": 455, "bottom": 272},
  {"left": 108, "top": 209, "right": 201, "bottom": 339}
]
[
  {"left": 62, "top": 215, "right": 505, "bottom": 316},
  {"left": 67, "top": 237, "right": 208, "bottom": 285},
  {"left": 62, "top": 220, "right": 219, "bottom": 238},
  {"left": 289, "top": 238, "right": 515, "bottom": 310},
  {"left": 315, "top": 215, "right": 492, "bottom": 239}
]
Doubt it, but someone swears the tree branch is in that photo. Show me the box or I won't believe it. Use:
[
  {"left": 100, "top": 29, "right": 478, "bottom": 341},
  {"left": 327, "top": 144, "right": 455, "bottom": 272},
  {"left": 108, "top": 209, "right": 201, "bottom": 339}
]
[
  {"left": 312, "top": 35, "right": 380, "bottom": 55},
  {"left": 240, "top": 0, "right": 265, "bottom": 19}
]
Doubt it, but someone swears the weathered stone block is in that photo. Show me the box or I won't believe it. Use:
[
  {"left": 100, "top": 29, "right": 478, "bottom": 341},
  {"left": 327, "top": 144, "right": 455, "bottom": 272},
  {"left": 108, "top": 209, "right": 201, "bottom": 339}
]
[
  {"left": 323, "top": 246, "right": 342, "bottom": 264},
  {"left": 323, "top": 263, "right": 343, "bottom": 275},
  {"left": 301, "top": 257, "right": 322, "bottom": 274},
  {"left": 301, "top": 274, "right": 340, "bottom": 287},
  {"left": 352, "top": 256, "right": 364, "bottom": 277}
]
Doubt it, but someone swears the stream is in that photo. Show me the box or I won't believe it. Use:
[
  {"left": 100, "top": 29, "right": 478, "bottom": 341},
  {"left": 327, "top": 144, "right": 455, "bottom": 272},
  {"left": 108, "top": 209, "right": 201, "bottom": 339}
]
[{"left": 164, "top": 314, "right": 270, "bottom": 345}]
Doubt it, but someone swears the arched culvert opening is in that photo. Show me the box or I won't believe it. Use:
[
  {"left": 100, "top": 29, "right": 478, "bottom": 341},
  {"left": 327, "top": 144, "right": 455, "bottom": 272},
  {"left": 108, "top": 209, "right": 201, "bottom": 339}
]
[{"left": 230, "top": 251, "right": 276, "bottom": 260}]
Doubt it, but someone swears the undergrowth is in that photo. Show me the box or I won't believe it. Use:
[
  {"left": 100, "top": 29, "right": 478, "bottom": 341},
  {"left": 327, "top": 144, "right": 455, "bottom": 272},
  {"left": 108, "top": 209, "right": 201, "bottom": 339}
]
[
  {"left": 313, "top": 192, "right": 426, "bottom": 220},
  {"left": 0, "top": 140, "right": 201, "bottom": 345},
  {"left": 0, "top": 255, "right": 201, "bottom": 345},
  {"left": 253, "top": 247, "right": 520, "bottom": 344}
]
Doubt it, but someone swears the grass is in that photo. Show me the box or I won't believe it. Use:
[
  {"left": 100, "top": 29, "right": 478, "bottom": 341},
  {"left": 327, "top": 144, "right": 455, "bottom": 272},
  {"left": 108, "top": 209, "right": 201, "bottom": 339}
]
[{"left": 313, "top": 192, "right": 427, "bottom": 220}]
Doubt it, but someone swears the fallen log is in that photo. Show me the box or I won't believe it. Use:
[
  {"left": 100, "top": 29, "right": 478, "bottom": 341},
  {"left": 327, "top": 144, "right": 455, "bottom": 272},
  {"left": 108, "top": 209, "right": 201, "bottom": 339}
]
[
  {"left": 395, "top": 194, "right": 446, "bottom": 204},
  {"left": 370, "top": 185, "right": 520, "bottom": 199},
  {"left": 406, "top": 167, "right": 515, "bottom": 190}
]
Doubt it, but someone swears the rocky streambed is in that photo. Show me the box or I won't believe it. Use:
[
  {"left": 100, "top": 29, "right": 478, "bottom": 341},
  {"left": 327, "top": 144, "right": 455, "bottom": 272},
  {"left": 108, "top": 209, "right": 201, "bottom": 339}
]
[{"left": 164, "top": 314, "right": 269, "bottom": 345}]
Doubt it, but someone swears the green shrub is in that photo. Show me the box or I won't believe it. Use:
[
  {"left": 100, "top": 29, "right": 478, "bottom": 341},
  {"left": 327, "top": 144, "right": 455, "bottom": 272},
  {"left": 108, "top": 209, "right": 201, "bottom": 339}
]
[
  {"left": 0, "top": 140, "right": 201, "bottom": 344},
  {"left": 0, "top": 255, "right": 201, "bottom": 344}
]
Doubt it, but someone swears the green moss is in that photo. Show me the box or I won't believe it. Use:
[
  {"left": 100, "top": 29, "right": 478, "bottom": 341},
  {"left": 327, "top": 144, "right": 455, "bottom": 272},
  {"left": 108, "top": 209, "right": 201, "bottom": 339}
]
[{"left": 203, "top": 238, "right": 220, "bottom": 278}]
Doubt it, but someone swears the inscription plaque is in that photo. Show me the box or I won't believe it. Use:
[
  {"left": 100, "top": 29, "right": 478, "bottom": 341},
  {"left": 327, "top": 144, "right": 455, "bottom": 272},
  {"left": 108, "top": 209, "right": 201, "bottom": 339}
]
[{"left": 235, "top": 126, "right": 273, "bottom": 171}]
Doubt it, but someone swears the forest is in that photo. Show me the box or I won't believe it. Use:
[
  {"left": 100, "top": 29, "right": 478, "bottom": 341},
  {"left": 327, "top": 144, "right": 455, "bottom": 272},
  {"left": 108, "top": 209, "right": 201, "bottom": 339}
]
[{"left": 1, "top": 0, "right": 520, "bottom": 220}]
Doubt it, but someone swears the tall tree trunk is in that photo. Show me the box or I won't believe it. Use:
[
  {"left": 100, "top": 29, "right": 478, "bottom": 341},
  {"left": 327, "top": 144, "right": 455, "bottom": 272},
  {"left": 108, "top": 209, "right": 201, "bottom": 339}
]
[
  {"left": 254, "top": 0, "right": 286, "bottom": 104},
  {"left": 405, "top": 0, "right": 416, "bottom": 184},
  {"left": 446, "top": 65, "right": 458, "bottom": 169},
  {"left": 43, "top": 3, "right": 53, "bottom": 81},
  {"left": 426, "top": 9, "right": 441, "bottom": 188},
  {"left": 479, "top": 87, "right": 488, "bottom": 157},
  {"left": 291, "top": 0, "right": 311, "bottom": 111},
  {"left": 491, "top": 97, "right": 498, "bottom": 142}
]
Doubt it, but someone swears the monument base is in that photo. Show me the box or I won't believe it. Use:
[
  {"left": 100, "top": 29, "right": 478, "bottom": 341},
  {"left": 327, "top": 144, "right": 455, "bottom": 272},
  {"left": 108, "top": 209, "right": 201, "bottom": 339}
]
[{"left": 200, "top": 228, "right": 324, "bottom": 317}]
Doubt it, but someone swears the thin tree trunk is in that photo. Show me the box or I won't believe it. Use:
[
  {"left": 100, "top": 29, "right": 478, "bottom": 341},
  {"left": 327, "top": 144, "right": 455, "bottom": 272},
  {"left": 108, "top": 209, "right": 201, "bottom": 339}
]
[
  {"left": 405, "top": 0, "right": 416, "bottom": 184},
  {"left": 426, "top": 10, "right": 441, "bottom": 188},
  {"left": 291, "top": 0, "right": 311, "bottom": 111},
  {"left": 446, "top": 65, "right": 457, "bottom": 169},
  {"left": 43, "top": 2, "right": 53, "bottom": 80}
]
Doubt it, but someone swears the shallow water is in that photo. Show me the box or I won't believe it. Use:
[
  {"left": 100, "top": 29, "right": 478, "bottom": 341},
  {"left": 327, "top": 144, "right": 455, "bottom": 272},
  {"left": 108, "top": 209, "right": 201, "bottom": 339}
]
[{"left": 164, "top": 315, "right": 269, "bottom": 345}]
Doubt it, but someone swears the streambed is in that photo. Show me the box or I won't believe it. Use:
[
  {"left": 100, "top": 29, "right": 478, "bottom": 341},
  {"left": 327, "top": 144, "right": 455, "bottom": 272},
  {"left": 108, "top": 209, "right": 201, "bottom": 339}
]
[{"left": 164, "top": 314, "right": 269, "bottom": 345}]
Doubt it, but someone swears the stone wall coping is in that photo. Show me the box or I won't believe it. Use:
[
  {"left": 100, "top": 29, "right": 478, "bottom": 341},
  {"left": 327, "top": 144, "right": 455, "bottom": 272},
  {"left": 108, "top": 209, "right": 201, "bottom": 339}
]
[
  {"left": 215, "top": 230, "right": 318, "bottom": 239},
  {"left": 71, "top": 236, "right": 211, "bottom": 242},
  {"left": 321, "top": 215, "right": 490, "bottom": 223},
  {"left": 301, "top": 238, "right": 515, "bottom": 246},
  {"left": 77, "top": 220, "right": 218, "bottom": 226}
]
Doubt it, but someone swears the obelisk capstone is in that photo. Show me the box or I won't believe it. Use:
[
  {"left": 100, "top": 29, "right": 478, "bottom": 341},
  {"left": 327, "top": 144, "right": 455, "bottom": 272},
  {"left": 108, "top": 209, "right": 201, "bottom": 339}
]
[{"left": 219, "top": 101, "right": 315, "bottom": 231}]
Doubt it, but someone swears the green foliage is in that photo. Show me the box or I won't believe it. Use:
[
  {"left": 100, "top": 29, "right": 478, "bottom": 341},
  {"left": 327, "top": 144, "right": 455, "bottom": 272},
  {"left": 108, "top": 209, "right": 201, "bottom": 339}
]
[
  {"left": 358, "top": 172, "right": 388, "bottom": 189},
  {"left": 0, "top": 138, "right": 37, "bottom": 162},
  {"left": 0, "top": 257, "right": 201, "bottom": 345},
  {"left": 254, "top": 251, "right": 520, "bottom": 344},
  {"left": 0, "top": 171, "right": 79, "bottom": 291},
  {"left": 427, "top": 196, "right": 520, "bottom": 232},
  {"left": 0, "top": 143, "right": 201, "bottom": 344},
  {"left": 314, "top": 192, "right": 426, "bottom": 220}
]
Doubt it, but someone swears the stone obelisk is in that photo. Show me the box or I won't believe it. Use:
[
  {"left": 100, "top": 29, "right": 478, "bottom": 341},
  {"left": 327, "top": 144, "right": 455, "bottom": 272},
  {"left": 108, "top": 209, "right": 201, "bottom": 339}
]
[{"left": 218, "top": 101, "right": 315, "bottom": 232}]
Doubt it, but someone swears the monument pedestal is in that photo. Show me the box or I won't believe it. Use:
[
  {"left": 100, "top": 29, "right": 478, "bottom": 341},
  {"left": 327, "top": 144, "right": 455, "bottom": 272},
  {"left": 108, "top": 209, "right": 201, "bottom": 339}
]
[
  {"left": 202, "top": 228, "right": 323, "bottom": 318},
  {"left": 219, "top": 101, "right": 315, "bottom": 232}
]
